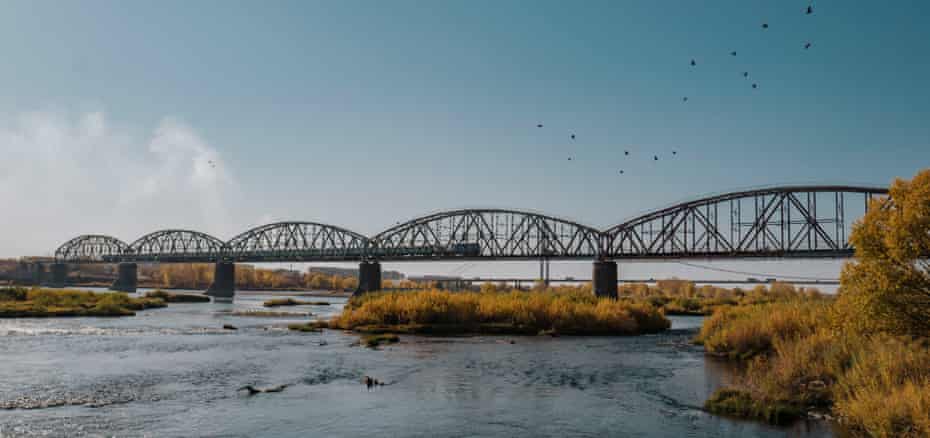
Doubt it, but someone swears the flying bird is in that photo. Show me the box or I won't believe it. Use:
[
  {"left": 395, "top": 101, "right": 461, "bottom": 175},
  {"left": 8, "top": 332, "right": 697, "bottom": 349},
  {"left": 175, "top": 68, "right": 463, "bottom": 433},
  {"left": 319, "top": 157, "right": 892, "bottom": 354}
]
[
  {"left": 752, "top": 83, "right": 758, "bottom": 89},
  {"left": 567, "top": 157, "right": 573, "bottom": 161},
  {"left": 624, "top": 150, "right": 630, "bottom": 156},
  {"left": 619, "top": 170, "right": 624, "bottom": 174},
  {"left": 683, "top": 97, "right": 688, "bottom": 102},
  {"left": 806, "top": 5, "right": 813, "bottom": 15},
  {"left": 743, "top": 72, "right": 749, "bottom": 78},
  {"left": 570, "top": 134, "right": 576, "bottom": 140},
  {"left": 672, "top": 151, "right": 677, "bottom": 155},
  {"left": 730, "top": 51, "right": 737, "bottom": 56},
  {"left": 690, "top": 59, "right": 696, "bottom": 66},
  {"left": 536, "top": 124, "right": 543, "bottom": 128},
  {"left": 804, "top": 42, "right": 812, "bottom": 49},
  {"left": 762, "top": 23, "right": 769, "bottom": 29},
  {"left": 653, "top": 155, "right": 659, "bottom": 161}
]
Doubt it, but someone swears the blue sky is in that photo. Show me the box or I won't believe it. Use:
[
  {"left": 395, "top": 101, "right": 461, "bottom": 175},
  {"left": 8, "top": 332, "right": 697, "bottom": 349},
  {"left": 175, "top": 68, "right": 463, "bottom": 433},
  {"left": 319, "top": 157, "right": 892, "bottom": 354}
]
[{"left": 1, "top": 1, "right": 928, "bottom": 279}]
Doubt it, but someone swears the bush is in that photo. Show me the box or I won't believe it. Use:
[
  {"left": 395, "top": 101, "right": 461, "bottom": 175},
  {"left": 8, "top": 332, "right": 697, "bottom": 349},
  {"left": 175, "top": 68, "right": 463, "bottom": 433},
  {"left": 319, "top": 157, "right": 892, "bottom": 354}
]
[
  {"left": 0, "top": 287, "right": 28, "bottom": 301},
  {"left": 700, "top": 300, "right": 930, "bottom": 433},
  {"left": 704, "top": 389, "right": 802, "bottom": 425},
  {"left": 833, "top": 336, "right": 930, "bottom": 437},
  {"left": 287, "top": 321, "right": 328, "bottom": 332},
  {"left": 694, "top": 300, "right": 827, "bottom": 359},
  {"left": 363, "top": 333, "right": 400, "bottom": 348}
]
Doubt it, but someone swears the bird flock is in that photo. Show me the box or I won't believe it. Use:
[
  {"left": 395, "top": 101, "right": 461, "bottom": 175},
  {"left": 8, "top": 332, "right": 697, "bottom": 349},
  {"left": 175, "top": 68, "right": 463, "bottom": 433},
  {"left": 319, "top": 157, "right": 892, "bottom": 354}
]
[
  {"left": 537, "top": 2, "right": 818, "bottom": 176},
  {"left": 686, "top": 3, "right": 816, "bottom": 98}
]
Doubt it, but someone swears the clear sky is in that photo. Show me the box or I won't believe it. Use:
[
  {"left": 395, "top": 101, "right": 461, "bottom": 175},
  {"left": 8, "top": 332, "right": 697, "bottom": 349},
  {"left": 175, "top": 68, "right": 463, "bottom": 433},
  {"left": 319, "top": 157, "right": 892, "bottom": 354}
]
[{"left": 1, "top": 1, "right": 928, "bottom": 280}]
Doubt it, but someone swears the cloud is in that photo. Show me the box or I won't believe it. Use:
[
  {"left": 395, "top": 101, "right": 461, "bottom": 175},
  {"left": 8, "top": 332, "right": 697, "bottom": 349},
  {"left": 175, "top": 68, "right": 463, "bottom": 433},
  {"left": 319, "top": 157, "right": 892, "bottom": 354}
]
[{"left": 0, "top": 109, "right": 237, "bottom": 257}]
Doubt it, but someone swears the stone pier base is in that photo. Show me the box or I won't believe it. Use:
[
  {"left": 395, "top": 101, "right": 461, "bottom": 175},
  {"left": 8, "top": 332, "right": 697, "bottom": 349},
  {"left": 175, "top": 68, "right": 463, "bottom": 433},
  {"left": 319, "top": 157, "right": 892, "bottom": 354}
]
[
  {"left": 354, "top": 261, "right": 382, "bottom": 297},
  {"left": 110, "top": 262, "right": 138, "bottom": 293},
  {"left": 592, "top": 260, "right": 618, "bottom": 299},
  {"left": 206, "top": 262, "right": 235, "bottom": 302},
  {"left": 50, "top": 263, "right": 68, "bottom": 288}
]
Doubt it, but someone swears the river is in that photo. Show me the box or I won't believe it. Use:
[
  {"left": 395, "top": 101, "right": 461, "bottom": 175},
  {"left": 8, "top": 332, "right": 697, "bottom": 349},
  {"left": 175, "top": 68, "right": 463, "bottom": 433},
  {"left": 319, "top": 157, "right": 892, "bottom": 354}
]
[{"left": 0, "top": 289, "right": 839, "bottom": 437}]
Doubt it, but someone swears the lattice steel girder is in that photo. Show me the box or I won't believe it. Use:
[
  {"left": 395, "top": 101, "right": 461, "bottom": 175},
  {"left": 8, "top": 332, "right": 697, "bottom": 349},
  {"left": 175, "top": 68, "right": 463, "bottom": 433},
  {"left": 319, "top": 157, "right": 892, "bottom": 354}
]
[
  {"left": 126, "top": 229, "right": 228, "bottom": 262},
  {"left": 371, "top": 209, "right": 602, "bottom": 259},
  {"left": 54, "top": 234, "right": 131, "bottom": 263},
  {"left": 604, "top": 185, "right": 887, "bottom": 258},
  {"left": 225, "top": 222, "right": 369, "bottom": 261}
]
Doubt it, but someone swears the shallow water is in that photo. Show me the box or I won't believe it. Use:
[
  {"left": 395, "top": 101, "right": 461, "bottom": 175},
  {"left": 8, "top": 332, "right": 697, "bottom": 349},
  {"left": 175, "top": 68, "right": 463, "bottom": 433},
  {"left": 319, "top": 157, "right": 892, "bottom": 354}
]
[{"left": 0, "top": 289, "right": 837, "bottom": 437}]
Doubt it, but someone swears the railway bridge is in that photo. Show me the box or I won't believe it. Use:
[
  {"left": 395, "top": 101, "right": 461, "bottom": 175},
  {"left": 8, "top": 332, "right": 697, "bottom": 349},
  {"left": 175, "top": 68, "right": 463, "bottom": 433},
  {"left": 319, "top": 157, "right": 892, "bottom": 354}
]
[{"left": 49, "top": 185, "right": 887, "bottom": 301}]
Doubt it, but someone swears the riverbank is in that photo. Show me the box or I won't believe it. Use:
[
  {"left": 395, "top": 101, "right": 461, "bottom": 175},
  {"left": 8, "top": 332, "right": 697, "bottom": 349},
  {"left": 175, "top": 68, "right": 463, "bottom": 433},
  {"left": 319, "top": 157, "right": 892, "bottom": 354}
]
[
  {"left": 0, "top": 287, "right": 165, "bottom": 317},
  {"left": 694, "top": 170, "right": 930, "bottom": 437},
  {"left": 317, "top": 289, "right": 670, "bottom": 336},
  {"left": 696, "top": 300, "right": 930, "bottom": 436}
]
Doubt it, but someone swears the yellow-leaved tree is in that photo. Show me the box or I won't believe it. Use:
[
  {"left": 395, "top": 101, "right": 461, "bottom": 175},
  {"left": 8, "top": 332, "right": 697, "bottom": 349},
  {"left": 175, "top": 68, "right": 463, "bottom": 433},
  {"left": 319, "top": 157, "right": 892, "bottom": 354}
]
[{"left": 835, "top": 169, "right": 930, "bottom": 336}]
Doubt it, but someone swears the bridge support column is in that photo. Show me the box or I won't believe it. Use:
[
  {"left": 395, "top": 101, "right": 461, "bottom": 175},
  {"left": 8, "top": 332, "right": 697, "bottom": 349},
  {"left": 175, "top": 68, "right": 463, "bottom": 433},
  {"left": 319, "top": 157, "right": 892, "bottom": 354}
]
[
  {"left": 51, "top": 263, "right": 68, "bottom": 288},
  {"left": 206, "top": 262, "right": 235, "bottom": 303},
  {"left": 592, "top": 260, "right": 618, "bottom": 299},
  {"left": 110, "top": 262, "right": 137, "bottom": 293},
  {"left": 32, "top": 263, "right": 47, "bottom": 286},
  {"left": 354, "top": 261, "right": 381, "bottom": 297}
]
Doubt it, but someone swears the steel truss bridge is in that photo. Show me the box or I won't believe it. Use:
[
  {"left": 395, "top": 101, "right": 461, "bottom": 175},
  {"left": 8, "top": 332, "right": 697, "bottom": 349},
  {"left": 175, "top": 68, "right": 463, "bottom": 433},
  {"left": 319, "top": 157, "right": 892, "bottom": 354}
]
[{"left": 54, "top": 185, "right": 887, "bottom": 264}]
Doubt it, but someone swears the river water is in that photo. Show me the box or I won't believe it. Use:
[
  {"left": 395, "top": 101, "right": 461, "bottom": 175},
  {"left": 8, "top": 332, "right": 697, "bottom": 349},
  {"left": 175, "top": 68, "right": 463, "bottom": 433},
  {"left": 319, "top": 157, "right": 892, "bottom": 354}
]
[{"left": 0, "top": 289, "right": 838, "bottom": 437}]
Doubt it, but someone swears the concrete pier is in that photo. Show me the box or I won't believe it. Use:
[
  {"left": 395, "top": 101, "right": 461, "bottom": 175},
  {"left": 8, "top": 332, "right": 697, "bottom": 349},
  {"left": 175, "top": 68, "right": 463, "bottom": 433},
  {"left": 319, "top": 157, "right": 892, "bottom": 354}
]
[
  {"left": 32, "top": 263, "right": 47, "bottom": 286},
  {"left": 354, "top": 261, "right": 382, "bottom": 296},
  {"left": 206, "top": 262, "right": 235, "bottom": 302},
  {"left": 592, "top": 260, "right": 618, "bottom": 299},
  {"left": 110, "top": 262, "right": 138, "bottom": 293},
  {"left": 50, "top": 263, "right": 68, "bottom": 288}
]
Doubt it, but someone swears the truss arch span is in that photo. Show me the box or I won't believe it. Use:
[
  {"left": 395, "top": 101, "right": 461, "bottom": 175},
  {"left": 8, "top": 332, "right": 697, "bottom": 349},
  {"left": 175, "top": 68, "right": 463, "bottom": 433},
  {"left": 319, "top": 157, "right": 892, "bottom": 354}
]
[
  {"left": 226, "top": 221, "right": 369, "bottom": 262},
  {"left": 604, "top": 185, "right": 889, "bottom": 258},
  {"left": 128, "top": 229, "right": 228, "bottom": 262},
  {"left": 54, "top": 235, "right": 130, "bottom": 263},
  {"left": 371, "top": 208, "right": 602, "bottom": 260}
]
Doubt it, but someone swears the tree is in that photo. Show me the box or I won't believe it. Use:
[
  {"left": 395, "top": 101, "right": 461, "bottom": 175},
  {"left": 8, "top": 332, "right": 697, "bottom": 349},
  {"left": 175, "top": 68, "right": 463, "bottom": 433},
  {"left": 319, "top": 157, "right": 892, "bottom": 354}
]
[{"left": 835, "top": 169, "right": 930, "bottom": 336}]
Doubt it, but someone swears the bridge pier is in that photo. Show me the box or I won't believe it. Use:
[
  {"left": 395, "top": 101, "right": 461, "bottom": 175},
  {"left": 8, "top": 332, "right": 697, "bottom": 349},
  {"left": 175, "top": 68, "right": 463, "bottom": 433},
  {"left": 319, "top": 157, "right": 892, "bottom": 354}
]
[
  {"left": 110, "top": 262, "right": 138, "bottom": 293},
  {"left": 592, "top": 260, "right": 618, "bottom": 299},
  {"left": 32, "top": 263, "right": 47, "bottom": 286},
  {"left": 50, "top": 263, "right": 68, "bottom": 288},
  {"left": 354, "top": 261, "right": 381, "bottom": 296},
  {"left": 206, "top": 262, "right": 235, "bottom": 302}
]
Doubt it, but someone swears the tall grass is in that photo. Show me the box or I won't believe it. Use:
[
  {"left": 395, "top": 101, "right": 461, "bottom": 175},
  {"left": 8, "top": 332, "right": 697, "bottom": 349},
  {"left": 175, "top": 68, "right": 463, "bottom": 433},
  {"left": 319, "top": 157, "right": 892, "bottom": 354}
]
[
  {"left": 620, "top": 281, "right": 821, "bottom": 316},
  {"left": 833, "top": 336, "right": 930, "bottom": 437},
  {"left": 694, "top": 299, "right": 828, "bottom": 359},
  {"left": 699, "top": 300, "right": 930, "bottom": 435},
  {"left": 330, "top": 289, "right": 670, "bottom": 336},
  {"left": 0, "top": 286, "right": 165, "bottom": 317}
]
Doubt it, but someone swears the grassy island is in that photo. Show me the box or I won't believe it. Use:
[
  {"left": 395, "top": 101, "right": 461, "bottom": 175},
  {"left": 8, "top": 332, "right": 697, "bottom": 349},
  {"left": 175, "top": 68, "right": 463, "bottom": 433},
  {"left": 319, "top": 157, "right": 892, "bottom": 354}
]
[
  {"left": 233, "top": 310, "right": 310, "bottom": 317},
  {"left": 325, "top": 289, "right": 670, "bottom": 336},
  {"left": 698, "top": 170, "right": 930, "bottom": 437},
  {"left": 287, "top": 321, "right": 328, "bottom": 332},
  {"left": 144, "top": 290, "right": 211, "bottom": 303},
  {"left": 263, "top": 298, "right": 330, "bottom": 307},
  {"left": 0, "top": 287, "right": 165, "bottom": 317}
]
